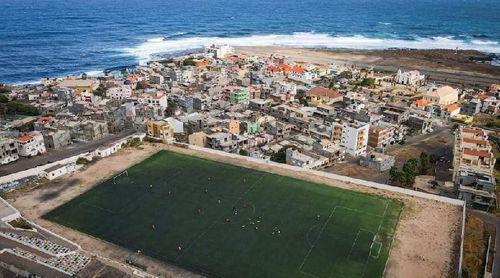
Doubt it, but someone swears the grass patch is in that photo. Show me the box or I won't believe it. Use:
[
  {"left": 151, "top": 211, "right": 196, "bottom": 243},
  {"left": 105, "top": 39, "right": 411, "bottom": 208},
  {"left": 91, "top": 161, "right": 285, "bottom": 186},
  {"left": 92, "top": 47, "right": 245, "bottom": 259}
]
[
  {"left": 9, "top": 218, "right": 33, "bottom": 230},
  {"left": 44, "top": 150, "right": 402, "bottom": 278}
]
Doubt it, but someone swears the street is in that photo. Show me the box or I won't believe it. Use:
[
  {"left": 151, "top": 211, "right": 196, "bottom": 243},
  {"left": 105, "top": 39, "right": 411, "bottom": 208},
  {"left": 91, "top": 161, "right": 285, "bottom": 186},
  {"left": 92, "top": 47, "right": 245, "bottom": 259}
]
[{"left": 0, "top": 129, "right": 136, "bottom": 177}]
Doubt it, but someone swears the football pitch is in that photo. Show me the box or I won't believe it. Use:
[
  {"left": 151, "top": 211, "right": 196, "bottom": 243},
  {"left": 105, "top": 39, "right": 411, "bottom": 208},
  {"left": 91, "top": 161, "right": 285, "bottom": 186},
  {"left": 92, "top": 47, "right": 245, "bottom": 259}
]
[{"left": 44, "top": 150, "right": 402, "bottom": 278}]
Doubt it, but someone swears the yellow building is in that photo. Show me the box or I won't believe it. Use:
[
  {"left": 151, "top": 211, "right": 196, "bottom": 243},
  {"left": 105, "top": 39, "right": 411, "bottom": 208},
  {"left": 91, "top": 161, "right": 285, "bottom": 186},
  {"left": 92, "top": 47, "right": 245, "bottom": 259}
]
[
  {"left": 228, "top": 120, "right": 240, "bottom": 135},
  {"left": 58, "top": 78, "right": 96, "bottom": 94},
  {"left": 146, "top": 120, "right": 174, "bottom": 143},
  {"left": 423, "top": 86, "right": 458, "bottom": 106},
  {"left": 188, "top": 132, "right": 208, "bottom": 147}
]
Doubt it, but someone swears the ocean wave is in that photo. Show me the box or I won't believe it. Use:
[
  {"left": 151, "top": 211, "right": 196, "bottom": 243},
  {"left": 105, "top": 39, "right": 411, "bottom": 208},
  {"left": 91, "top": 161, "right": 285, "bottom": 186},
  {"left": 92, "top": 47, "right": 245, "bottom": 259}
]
[
  {"left": 471, "top": 39, "right": 498, "bottom": 45},
  {"left": 123, "top": 32, "right": 500, "bottom": 63}
]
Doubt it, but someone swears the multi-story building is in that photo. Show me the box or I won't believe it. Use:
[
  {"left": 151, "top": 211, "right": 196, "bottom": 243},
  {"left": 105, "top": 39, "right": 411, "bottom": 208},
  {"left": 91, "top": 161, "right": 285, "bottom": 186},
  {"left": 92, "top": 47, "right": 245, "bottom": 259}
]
[
  {"left": 306, "top": 87, "right": 343, "bottom": 106},
  {"left": 423, "top": 86, "right": 459, "bottom": 106},
  {"left": 368, "top": 126, "right": 394, "bottom": 149},
  {"left": 146, "top": 120, "right": 174, "bottom": 143},
  {"left": 331, "top": 120, "right": 369, "bottom": 157},
  {"left": 84, "top": 121, "right": 109, "bottom": 142},
  {"left": 17, "top": 132, "right": 46, "bottom": 157},
  {"left": 0, "top": 138, "right": 19, "bottom": 165},
  {"left": 453, "top": 126, "right": 496, "bottom": 211},
  {"left": 229, "top": 88, "right": 249, "bottom": 104},
  {"left": 395, "top": 69, "right": 425, "bottom": 85},
  {"left": 106, "top": 85, "right": 132, "bottom": 100},
  {"left": 138, "top": 92, "right": 168, "bottom": 108},
  {"left": 461, "top": 99, "right": 482, "bottom": 116},
  {"left": 43, "top": 130, "right": 72, "bottom": 149}
]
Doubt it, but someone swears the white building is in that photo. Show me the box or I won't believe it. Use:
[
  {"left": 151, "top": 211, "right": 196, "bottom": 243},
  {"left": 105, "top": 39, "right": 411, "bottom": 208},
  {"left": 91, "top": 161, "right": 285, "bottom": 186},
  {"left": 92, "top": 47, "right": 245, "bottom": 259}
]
[
  {"left": 165, "top": 117, "right": 184, "bottom": 133},
  {"left": 42, "top": 163, "right": 77, "bottom": 180},
  {"left": 106, "top": 85, "right": 132, "bottom": 100},
  {"left": 17, "top": 132, "right": 46, "bottom": 157},
  {"left": 138, "top": 92, "right": 168, "bottom": 108},
  {"left": 0, "top": 138, "right": 19, "bottom": 165},
  {"left": 338, "top": 121, "right": 369, "bottom": 157},
  {"left": 206, "top": 44, "right": 234, "bottom": 59},
  {"left": 396, "top": 69, "right": 425, "bottom": 85},
  {"left": 285, "top": 148, "right": 329, "bottom": 169}
]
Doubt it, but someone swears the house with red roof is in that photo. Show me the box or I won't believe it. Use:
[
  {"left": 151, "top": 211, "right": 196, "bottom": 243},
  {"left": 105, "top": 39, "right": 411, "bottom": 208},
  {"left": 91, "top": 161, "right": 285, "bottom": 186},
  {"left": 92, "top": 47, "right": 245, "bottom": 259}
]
[
  {"left": 17, "top": 131, "right": 46, "bottom": 157},
  {"left": 306, "top": 87, "right": 343, "bottom": 106}
]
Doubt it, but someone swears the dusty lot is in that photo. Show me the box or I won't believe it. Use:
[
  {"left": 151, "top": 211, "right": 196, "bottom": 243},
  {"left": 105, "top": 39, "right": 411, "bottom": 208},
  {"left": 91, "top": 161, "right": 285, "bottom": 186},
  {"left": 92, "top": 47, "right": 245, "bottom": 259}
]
[{"left": 8, "top": 143, "right": 462, "bottom": 278}]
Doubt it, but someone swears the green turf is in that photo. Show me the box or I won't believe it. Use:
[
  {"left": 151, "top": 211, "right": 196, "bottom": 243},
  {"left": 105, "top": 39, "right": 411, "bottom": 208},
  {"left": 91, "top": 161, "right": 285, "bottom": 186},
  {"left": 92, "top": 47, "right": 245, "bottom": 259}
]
[{"left": 43, "top": 150, "right": 402, "bottom": 278}]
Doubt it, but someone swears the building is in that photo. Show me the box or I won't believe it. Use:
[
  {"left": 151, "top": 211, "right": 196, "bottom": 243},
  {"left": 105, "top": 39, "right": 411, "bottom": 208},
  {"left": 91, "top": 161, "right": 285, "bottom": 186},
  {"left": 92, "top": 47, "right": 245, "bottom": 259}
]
[
  {"left": 331, "top": 121, "right": 369, "bottom": 157},
  {"left": 106, "top": 86, "right": 132, "bottom": 100},
  {"left": 423, "top": 86, "right": 459, "bottom": 106},
  {"left": 395, "top": 69, "right": 425, "bottom": 85},
  {"left": 42, "top": 163, "right": 77, "bottom": 180},
  {"left": 58, "top": 78, "right": 97, "bottom": 94},
  {"left": 461, "top": 99, "right": 482, "bottom": 116},
  {"left": 360, "top": 152, "right": 395, "bottom": 171},
  {"left": 138, "top": 92, "right": 168, "bottom": 108},
  {"left": 453, "top": 126, "right": 496, "bottom": 211},
  {"left": 149, "top": 74, "right": 164, "bottom": 85},
  {"left": 84, "top": 121, "right": 109, "bottom": 141},
  {"left": 0, "top": 138, "right": 19, "bottom": 165},
  {"left": 249, "top": 99, "right": 271, "bottom": 111},
  {"left": 43, "top": 130, "right": 72, "bottom": 149},
  {"left": 165, "top": 117, "right": 184, "bottom": 134},
  {"left": 206, "top": 132, "right": 237, "bottom": 152},
  {"left": 228, "top": 120, "right": 240, "bottom": 135},
  {"left": 188, "top": 132, "right": 208, "bottom": 147},
  {"left": 206, "top": 44, "right": 234, "bottom": 59},
  {"left": 146, "top": 120, "right": 174, "bottom": 143},
  {"left": 229, "top": 88, "right": 250, "bottom": 104},
  {"left": 368, "top": 126, "right": 394, "bottom": 149},
  {"left": 285, "top": 148, "right": 329, "bottom": 169},
  {"left": 306, "top": 87, "right": 343, "bottom": 106},
  {"left": 17, "top": 132, "right": 46, "bottom": 157}
]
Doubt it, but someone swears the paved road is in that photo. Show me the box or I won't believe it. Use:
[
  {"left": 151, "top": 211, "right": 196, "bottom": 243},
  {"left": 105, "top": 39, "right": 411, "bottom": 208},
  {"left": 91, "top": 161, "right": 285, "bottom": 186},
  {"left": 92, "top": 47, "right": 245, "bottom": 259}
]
[
  {"left": 0, "top": 129, "right": 136, "bottom": 177},
  {"left": 470, "top": 210, "right": 500, "bottom": 278}
]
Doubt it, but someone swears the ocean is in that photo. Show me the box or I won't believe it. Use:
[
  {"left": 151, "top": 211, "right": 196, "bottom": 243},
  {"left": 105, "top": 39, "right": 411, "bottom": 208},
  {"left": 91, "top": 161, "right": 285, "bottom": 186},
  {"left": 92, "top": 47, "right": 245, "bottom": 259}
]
[{"left": 0, "top": 0, "right": 499, "bottom": 84}]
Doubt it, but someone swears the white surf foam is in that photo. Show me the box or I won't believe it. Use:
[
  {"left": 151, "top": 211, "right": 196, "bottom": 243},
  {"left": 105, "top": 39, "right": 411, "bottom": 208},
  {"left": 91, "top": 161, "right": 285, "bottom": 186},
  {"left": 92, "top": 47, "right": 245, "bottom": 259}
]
[{"left": 123, "top": 32, "right": 500, "bottom": 64}]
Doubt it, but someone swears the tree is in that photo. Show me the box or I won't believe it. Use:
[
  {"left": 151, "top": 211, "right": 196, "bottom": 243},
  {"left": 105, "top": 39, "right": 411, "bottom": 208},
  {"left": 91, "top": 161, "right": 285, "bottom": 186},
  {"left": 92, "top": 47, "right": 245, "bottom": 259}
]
[
  {"left": 93, "top": 84, "right": 107, "bottom": 97},
  {"left": 239, "top": 149, "right": 248, "bottom": 156},
  {"left": 182, "top": 58, "right": 197, "bottom": 67},
  {"left": 359, "top": 78, "right": 376, "bottom": 88},
  {"left": 389, "top": 166, "right": 401, "bottom": 184},
  {"left": 0, "top": 94, "right": 8, "bottom": 103},
  {"left": 165, "top": 102, "right": 177, "bottom": 117},
  {"left": 298, "top": 97, "right": 308, "bottom": 106},
  {"left": 271, "top": 145, "right": 295, "bottom": 164},
  {"left": 419, "top": 152, "right": 429, "bottom": 174},
  {"left": 400, "top": 159, "right": 418, "bottom": 187}
]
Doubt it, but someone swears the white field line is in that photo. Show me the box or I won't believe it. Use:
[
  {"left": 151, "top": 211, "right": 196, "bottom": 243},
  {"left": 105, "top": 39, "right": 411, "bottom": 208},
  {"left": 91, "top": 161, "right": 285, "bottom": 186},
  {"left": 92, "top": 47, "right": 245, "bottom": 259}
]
[{"left": 298, "top": 205, "right": 337, "bottom": 272}]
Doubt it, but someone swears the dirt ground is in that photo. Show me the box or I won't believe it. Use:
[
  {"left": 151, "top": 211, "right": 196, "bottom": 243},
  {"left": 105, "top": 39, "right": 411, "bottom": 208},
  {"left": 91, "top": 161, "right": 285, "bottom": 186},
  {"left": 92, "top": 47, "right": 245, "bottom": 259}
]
[
  {"left": 7, "top": 143, "right": 462, "bottom": 278},
  {"left": 235, "top": 46, "right": 500, "bottom": 86}
]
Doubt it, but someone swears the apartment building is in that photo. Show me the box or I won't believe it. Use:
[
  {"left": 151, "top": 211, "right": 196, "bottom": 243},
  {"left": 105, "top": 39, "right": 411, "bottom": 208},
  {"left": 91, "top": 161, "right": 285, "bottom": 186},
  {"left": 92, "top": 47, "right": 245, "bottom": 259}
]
[
  {"left": 146, "top": 120, "right": 174, "bottom": 143},
  {"left": 0, "top": 138, "right": 19, "bottom": 165},
  {"left": 331, "top": 120, "right": 369, "bottom": 156},
  {"left": 453, "top": 126, "right": 496, "bottom": 210},
  {"left": 17, "top": 132, "right": 46, "bottom": 157}
]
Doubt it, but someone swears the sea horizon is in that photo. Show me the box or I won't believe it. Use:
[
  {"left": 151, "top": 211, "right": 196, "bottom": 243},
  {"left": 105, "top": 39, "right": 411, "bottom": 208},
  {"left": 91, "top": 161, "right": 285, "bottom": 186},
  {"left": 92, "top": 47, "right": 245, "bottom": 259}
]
[{"left": 1, "top": 0, "right": 499, "bottom": 84}]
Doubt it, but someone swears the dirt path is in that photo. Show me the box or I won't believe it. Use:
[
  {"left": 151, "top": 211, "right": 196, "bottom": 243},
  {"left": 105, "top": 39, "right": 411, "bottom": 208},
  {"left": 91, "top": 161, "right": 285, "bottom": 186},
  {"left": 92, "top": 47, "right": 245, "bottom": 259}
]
[{"left": 7, "top": 143, "right": 462, "bottom": 278}]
